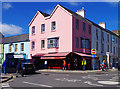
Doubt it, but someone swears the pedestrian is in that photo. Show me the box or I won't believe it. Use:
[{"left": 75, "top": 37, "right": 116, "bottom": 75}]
[
  {"left": 82, "top": 58, "right": 87, "bottom": 70},
  {"left": 16, "top": 61, "right": 22, "bottom": 74},
  {"left": 44, "top": 61, "right": 47, "bottom": 69},
  {"left": 2, "top": 60, "right": 7, "bottom": 75},
  {"left": 101, "top": 59, "right": 106, "bottom": 71},
  {"left": 63, "top": 60, "right": 66, "bottom": 70},
  {"left": 74, "top": 58, "right": 77, "bottom": 70}
]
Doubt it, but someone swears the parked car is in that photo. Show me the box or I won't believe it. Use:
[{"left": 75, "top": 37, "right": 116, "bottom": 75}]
[{"left": 20, "top": 63, "right": 35, "bottom": 76}]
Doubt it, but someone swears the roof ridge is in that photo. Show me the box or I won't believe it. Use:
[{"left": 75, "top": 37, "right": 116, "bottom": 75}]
[{"left": 4, "top": 33, "right": 29, "bottom": 38}]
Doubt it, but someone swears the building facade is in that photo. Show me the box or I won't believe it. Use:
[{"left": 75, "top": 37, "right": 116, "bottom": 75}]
[
  {"left": 0, "top": 32, "right": 4, "bottom": 65},
  {"left": 91, "top": 22, "right": 119, "bottom": 68},
  {"left": 3, "top": 34, "right": 30, "bottom": 67},
  {"left": 29, "top": 4, "right": 99, "bottom": 70}
]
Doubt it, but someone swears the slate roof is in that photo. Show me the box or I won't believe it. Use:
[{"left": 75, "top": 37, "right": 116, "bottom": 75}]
[
  {"left": 38, "top": 10, "right": 50, "bottom": 17},
  {"left": 58, "top": 4, "right": 119, "bottom": 38},
  {"left": 3, "top": 34, "right": 29, "bottom": 44}
]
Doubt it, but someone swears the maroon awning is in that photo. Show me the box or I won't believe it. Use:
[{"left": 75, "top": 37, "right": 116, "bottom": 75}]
[{"left": 74, "top": 52, "right": 99, "bottom": 59}]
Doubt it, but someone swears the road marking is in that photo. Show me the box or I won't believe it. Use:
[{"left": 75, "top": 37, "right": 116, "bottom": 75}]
[
  {"left": 98, "top": 81, "right": 119, "bottom": 85},
  {"left": 84, "top": 81, "right": 103, "bottom": 87},
  {"left": 55, "top": 78, "right": 81, "bottom": 82},
  {"left": 1, "top": 83, "right": 10, "bottom": 87},
  {"left": 23, "top": 81, "right": 53, "bottom": 87},
  {"left": 109, "top": 76, "right": 118, "bottom": 81}
]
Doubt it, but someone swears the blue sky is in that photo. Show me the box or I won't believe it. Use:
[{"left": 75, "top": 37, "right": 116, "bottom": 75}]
[{"left": 1, "top": 2, "right": 118, "bottom": 37}]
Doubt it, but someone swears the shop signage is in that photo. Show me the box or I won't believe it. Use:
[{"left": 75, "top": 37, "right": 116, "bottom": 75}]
[
  {"left": 91, "top": 49, "right": 96, "bottom": 54},
  {"left": 14, "top": 55, "right": 24, "bottom": 58}
]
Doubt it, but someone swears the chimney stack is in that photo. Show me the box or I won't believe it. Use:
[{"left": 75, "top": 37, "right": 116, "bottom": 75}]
[
  {"left": 76, "top": 7, "right": 85, "bottom": 18},
  {"left": 98, "top": 22, "right": 106, "bottom": 29}
]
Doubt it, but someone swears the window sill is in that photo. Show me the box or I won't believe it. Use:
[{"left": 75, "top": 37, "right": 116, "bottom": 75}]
[
  {"left": 51, "top": 30, "right": 56, "bottom": 32},
  {"left": 48, "top": 47, "right": 59, "bottom": 49},
  {"left": 31, "top": 34, "right": 35, "bottom": 36},
  {"left": 41, "top": 48, "right": 45, "bottom": 50},
  {"left": 32, "top": 49, "right": 35, "bottom": 51},
  {"left": 41, "top": 32, "right": 45, "bottom": 34}
]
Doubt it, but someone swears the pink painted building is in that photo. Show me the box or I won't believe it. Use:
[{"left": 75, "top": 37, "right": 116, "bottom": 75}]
[{"left": 29, "top": 4, "right": 94, "bottom": 70}]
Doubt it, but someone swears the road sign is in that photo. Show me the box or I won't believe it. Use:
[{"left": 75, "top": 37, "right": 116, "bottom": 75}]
[
  {"left": 91, "top": 49, "right": 96, "bottom": 54},
  {"left": 92, "top": 54, "right": 96, "bottom": 58}
]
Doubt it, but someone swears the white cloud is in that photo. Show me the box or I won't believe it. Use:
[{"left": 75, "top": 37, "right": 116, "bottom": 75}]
[
  {"left": 2, "top": 3, "right": 12, "bottom": 10},
  {"left": 68, "top": 2, "right": 80, "bottom": 6},
  {"left": 0, "top": 22, "right": 23, "bottom": 36}
]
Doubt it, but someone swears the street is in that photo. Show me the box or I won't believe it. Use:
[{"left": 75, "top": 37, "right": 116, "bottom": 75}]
[{"left": 1, "top": 70, "right": 119, "bottom": 88}]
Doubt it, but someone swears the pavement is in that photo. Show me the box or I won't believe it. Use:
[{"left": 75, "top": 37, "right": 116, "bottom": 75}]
[
  {"left": 37, "top": 68, "right": 118, "bottom": 73},
  {"left": 1, "top": 73, "right": 13, "bottom": 83}
]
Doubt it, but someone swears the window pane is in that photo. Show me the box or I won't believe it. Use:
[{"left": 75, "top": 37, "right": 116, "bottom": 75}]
[
  {"left": 76, "top": 19, "right": 79, "bottom": 29},
  {"left": 32, "top": 26, "right": 35, "bottom": 34},
  {"left": 41, "top": 24, "right": 45, "bottom": 32},
  {"left": 52, "top": 22, "right": 56, "bottom": 30},
  {"left": 47, "top": 38, "right": 59, "bottom": 48},
  {"left": 76, "top": 38, "right": 79, "bottom": 48},
  {"left": 83, "top": 23, "right": 85, "bottom": 32},
  {"left": 41, "top": 40, "right": 45, "bottom": 48}
]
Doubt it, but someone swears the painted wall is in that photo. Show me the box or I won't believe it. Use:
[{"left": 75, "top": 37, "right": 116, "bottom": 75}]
[
  {"left": 4, "top": 41, "right": 30, "bottom": 61},
  {"left": 92, "top": 23, "right": 119, "bottom": 68},
  {"left": 29, "top": 5, "right": 73, "bottom": 57},
  {"left": 72, "top": 16, "right": 91, "bottom": 53}
]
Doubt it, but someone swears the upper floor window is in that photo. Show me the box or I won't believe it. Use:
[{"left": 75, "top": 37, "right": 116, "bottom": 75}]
[
  {"left": 21, "top": 43, "right": 24, "bottom": 51},
  {"left": 76, "top": 19, "right": 79, "bottom": 29},
  {"left": 52, "top": 21, "right": 56, "bottom": 31},
  {"left": 41, "top": 24, "right": 45, "bottom": 32},
  {"left": 101, "top": 31, "right": 104, "bottom": 41},
  {"left": 116, "top": 38, "right": 117, "bottom": 43},
  {"left": 83, "top": 22, "right": 86, "bottom": 32},
  {"left": 107, "top": 45, "right": 109, "bottom": 52},
  {"left": 47, "top": 38, "right": 59, "bottom": 48},
  {"left": 32, "top": 41, "right": 35, "bottom": 50},
  {"left": 81, "top": 38, "right": 90, "bottom": 49},
  {"left": 41, "top": 40, "right": 45, "bottom": 49},
  {"left": 101, "top": 43, "right": 104, "bottom": 53},
  {"left": 107, "top": 34, "right": 109, "bottom": 42},
  {"left": 9, "top": 44, "right": 12, "bottom": 52},
  {"left": 88, "top": 25, "right": 91, "bottom": 34},
  {"left": 112, "top": 36, "right": 115, "bottom": 42},
  {"left": 15, "top": 44, "right": 18, "bottom": 52},
  {"left": 96, "top": 41, "right": 98, "bottom": 51},
  {"left": 32, "top": 26, "right": 35, "bottom": 34},
  {"left": 76, "top": 37, "right": 79, "bottom": 48},
  {"left": 96, "top": 29, "right": 98, "bottom": 40},
  {"left": 113, "top": 47, "right": 115, "bottom": 55}
]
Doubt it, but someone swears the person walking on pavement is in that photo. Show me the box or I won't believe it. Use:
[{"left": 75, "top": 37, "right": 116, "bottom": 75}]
[
  {"left": 16, "top": 60, "right": 22, "bottom": 74},
  {"left": 2, "top": 60, "right": 7, "bottom": 75},
  {"left": 82, "top": 58, "right": 87, "bottom": 70},
  {"left": 63, "top": 60, "right": 66, "bottom": 70}
]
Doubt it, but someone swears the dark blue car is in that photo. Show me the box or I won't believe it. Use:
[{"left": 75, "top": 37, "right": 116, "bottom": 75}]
[{"left": 20, "top": 63, "right": 35, "bottom": 76}]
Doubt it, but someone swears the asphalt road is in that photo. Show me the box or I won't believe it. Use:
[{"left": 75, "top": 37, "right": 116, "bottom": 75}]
[{"left": 2, "top": 70, "right": 120, "bottom": 88}]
